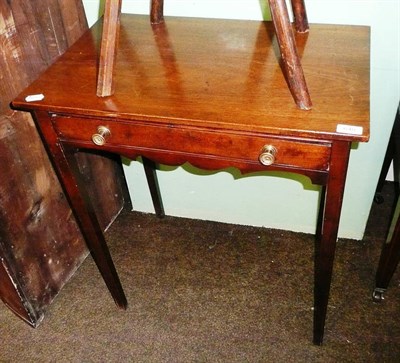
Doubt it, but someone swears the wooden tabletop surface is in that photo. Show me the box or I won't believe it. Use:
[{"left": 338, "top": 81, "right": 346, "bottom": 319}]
[{"left": 13, "top": 14, "right": 370, "bottom": 142}]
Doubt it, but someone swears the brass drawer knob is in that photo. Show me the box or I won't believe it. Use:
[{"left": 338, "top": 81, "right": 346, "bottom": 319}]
[
  {"left": 92, "top": 126, "right": 111, "bottom": 146},
  {"left": 259, "top": 145, "right": 277, "bottom": 166}
]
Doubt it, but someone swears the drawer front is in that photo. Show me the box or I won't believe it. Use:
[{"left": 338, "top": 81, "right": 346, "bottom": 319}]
[{"left": 52, "top": 116, "right": 331, "bottom": 171}]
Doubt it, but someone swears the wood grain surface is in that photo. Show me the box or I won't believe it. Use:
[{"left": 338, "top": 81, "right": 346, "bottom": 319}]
[{"left": 14, "top": 15, "right": 370, "bottom": 142}]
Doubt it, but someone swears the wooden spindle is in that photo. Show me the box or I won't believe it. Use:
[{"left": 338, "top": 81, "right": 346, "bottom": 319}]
[
  {"left": 96, "top": 0, "right": 122, "bottom": 97},
  {"left": 268, "top": 0, "right": 312, "bottom": 110},
  {"left": 150, "top": 0, "right": 164, "bottom": 24},
  {"left": 290, "top": 0, "right": 309, "bottom": 33}
]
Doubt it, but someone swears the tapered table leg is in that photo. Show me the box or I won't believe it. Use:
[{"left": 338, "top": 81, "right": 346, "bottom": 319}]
[
  {"left": 142, "top": 157, "right": 165, "bottom": 218},
  {"left": 374, "top": 105, "right": 400, "bottom": 203},
  {"left": 373, "top": 197, "right": 400, "bottom": 301},
  {"left": 32, "top": 111, "right": 128, "bottom": 309},
  {"left": 373, "top": 105, "right": 400, "bottom": 300},
  {"left": 314, "top": 140, "right": 351, "bottom": 345}
]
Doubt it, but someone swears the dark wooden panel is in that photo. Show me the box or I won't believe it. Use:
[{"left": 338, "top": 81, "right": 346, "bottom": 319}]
[
  {"left": 0, "top": 256, "right": 32, "bottom": 323},
  {"left": 0, "top": 0, "right": 127, "bottom": 326}
]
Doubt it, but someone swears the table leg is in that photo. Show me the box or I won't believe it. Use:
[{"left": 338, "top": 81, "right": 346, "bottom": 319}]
[
  {"left": 313, "top": 140, "right": 351, "bottom": 345},
  {"left": 32, "top": 111, "right": 128, "bottom": 309},
  {"left": 374, "top": 105, "right": 400, "bottom": 204},
  {"left": 373, "top": 197, "right": 400, "bottom": 301},
  {"left": 142, "top": 157, "right": 165, "bottom": 218},
  {"left": 267, "top": 0, "right": 312, "bottom": 110}
]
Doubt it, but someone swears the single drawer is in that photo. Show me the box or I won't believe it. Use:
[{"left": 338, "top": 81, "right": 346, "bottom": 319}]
[{"left": 52, "top": 115, "right": 331, "bottom": 171}]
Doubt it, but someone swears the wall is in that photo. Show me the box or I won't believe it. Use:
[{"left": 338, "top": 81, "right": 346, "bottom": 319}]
[{"left": 82, "top": 0, "right": 400, "bottom": 239}]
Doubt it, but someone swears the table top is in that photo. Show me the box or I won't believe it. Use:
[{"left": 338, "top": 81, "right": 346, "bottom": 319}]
[{"left": 13, "top": 14, "right": 370, "bottom": 142}]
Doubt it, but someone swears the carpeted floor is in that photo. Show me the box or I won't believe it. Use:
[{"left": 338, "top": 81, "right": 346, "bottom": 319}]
[{"left": 1, "top": 182, "right": 400, "bottom": 362}]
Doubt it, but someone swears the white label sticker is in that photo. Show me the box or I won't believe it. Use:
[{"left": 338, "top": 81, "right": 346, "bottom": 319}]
[
  {"left": 25, "top": 94, "right": 45, "bottom": 102},
  {"left": 336, "top": 124, "right": 363, "bottom": 135}
]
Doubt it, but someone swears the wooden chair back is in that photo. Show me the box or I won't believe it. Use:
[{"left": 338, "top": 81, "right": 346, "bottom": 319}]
[{"left": 97, "top": 0, "right": 312, "bottom": 110}]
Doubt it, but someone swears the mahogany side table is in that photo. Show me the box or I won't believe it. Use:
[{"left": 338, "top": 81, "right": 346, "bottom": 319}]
[{"left": 12, "top": 14, "right": 370, "bottom": 345}]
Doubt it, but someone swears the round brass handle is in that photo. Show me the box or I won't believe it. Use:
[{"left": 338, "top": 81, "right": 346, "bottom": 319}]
[
  {"left": 91, "top": 126, "right": 111, "bottom": 146},
  {"left": 259, "top": 145, "right": 277, "bottom": 166}
]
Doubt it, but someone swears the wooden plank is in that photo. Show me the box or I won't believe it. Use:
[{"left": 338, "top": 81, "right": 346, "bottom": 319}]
[
  {"left": 4, "top": 0, "right": 50, "bottom": 82},
  {"left": 57, "top": 0, "right": 88, "bottom": 44},
  {"left": 0, "top": 253, "right": 33, "bottom": 323},
  {"left": 33, "top": 0, "right": 69, "bottom": 61},
  {"left": 0, "top": 0, "right": 127, "bottom": 326},
  {"left": 0, "top": 111, "right": 88, "bottom": 325}
]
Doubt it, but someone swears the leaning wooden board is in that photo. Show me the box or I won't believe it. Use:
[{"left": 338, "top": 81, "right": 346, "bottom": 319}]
[{"left": 0, "top": 0, "right": 128, "bottom": 326}]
